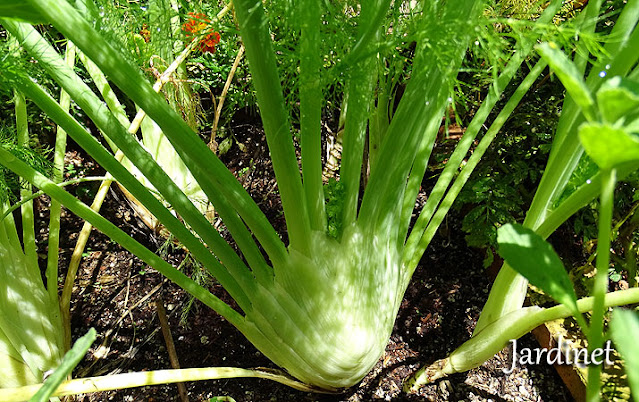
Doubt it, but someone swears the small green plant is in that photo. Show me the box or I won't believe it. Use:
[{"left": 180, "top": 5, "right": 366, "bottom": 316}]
[{"left": 453, "top": 76, "right": 559, "bottom": 254}]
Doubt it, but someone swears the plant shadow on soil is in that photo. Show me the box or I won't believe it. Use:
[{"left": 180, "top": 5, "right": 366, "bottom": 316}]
[{"left": 40, "top": 118, "right": 574, "bottom": 402}]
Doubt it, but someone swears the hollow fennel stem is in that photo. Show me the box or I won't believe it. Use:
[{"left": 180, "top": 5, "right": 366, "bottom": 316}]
[
  {"left": 405, "top": 287, "right": 639, "bottom": 392},
  {"left": 233, "top": 0, "right": 312, "bottom": 254},
  {"left": 59, "top": 30, "right": 220, "bottom": 349},
  {"left": 44, "top": 42, "right": 76, "bottom": 311},
  {"left": 338, "top": 0, "right": 387, "bottom": 229},
  {"left": 299, "top": 0, "right": 326, "bottom": 231},
  {"left": 7, "top": 35, "right": 37, "bottom": 268},
  {"left": 13, "top": 89, "right": 38, "bottom": 271},
  {"left": 49, "top": 41, "right": 75, "bottom": 339},
  {"left": 586, "top": 168, "right": 616, "bottom": 402}
]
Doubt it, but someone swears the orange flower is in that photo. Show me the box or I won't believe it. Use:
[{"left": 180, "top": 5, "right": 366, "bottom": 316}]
[
  {"left": 199, "top": 31, "right": 221, "bottom": 53},
  {"left": 182, "top": 12, "right": 220, "bottom": 54},
  {"left": 139, "top": 24, "right": 150, "bottom": 43},
  {"left": 182, "top": 12, "right": 209, "bottom": 35}
]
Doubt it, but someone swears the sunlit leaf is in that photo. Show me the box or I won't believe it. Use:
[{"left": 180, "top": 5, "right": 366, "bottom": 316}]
[
  {"left": 497, "top": 223, "right": 580, "bottom": 317},
  {"left": 597, "top": 77, "right": 639, "bottom": 124},
  {"left": 579, "top": 123, "right": 639, "bottom": 170},
  {"left": 536, "top": 42, "right": 596, "bottom": 121}
]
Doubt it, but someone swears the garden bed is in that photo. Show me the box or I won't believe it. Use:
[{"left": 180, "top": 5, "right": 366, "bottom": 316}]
[
  {"left": 49, "top": 124, "right": 573, "bottom": 401},
  {"left": 3, "top": 1, "right": 639, "bottom": 400}
]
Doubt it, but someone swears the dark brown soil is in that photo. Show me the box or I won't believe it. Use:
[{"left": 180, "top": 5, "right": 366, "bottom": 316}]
[{"left": 39, "top": 119, "right": 574, "bottom": 402}]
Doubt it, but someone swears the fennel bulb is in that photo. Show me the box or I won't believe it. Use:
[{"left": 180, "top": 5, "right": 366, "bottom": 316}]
[
  {"left": 243, "top": 225, "right": 402, "bottom": 389},
  {"left": 0, "top": 202, "right": 63, "bottom": 388}
]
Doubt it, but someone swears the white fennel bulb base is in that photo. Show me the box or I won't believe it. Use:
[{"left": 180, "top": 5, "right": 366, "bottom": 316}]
[{"left": 241, "top": 225, "right": 404, "bottom": 390}]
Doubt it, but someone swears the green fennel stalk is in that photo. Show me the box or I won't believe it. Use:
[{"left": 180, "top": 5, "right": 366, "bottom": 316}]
[
  {"left": 46, "top": 40, "right": 75, "bottom": 315},
  {"left": 3, "top": 0, "right": 618, "bottom": 394},
  {"left": 407, "top": 0, "right": 639, "bottom": 393},
  {"left": 0, "top": 56, "right": 64, "bottom": 387}
]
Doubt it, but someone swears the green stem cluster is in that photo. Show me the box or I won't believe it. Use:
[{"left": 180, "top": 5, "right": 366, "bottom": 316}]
[{"left": 410, "top": 0, "right": 639, "bottom": 396}]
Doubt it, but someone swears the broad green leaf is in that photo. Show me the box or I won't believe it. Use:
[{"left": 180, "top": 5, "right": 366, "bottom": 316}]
[
  {"left": 29, "top": 328, "right": 97, "bottom": 402},
  {"left": 0, "top": 3, "right": 47, "bottom": 23},
  {"left": 536, "top": 42, "right": 596, "bottom": 121},
  {"left": 579, "top": 123, "right": 639, "bottom": 170},
  {"left": 209, "top": 397, "right": 237, "bottom": 402},
  {"left": 597, "top": 76, "right": 639, "bottom": 124},
  {"left": 497, "top": 223, "right": 580, "bottom": 316},
  {"left": 627, "top": 117, "right": 639, "bottom": 134},
  {"left": 610, "top": 309, "right": 639, "bottom": 396}
]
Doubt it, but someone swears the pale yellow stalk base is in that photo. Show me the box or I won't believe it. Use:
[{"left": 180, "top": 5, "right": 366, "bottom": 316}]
[{"left": 0, "top": 366, "right": 327, "bottom": 401}]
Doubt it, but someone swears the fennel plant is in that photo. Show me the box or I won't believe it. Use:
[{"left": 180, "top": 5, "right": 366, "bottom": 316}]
[
  {"left": 0, "top": 86, "right": 64, "bottom": 388},
  {"left": 4, "top": 0, "right": 633, "bottom": 396},
  {"left": 407, "top": 0, "right": 639, "bottom": 394}
]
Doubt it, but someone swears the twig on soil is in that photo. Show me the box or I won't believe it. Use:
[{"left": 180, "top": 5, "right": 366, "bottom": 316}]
[
  {"left": 210, "top": 44, "right": 245, "bottom": 146},
  {"left": 78, "top": 279, "right": 167, "bottom": 377},
  {"left": 156, "top": 296, "right": 190, "bottom": 402}
]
